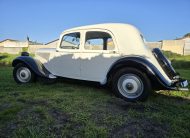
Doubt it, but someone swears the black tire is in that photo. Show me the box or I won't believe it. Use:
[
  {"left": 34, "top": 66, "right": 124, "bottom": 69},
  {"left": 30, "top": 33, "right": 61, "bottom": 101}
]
[
  {"left": 13, "top": 63, "right": 35, "bottom": 84},
  {"left": 112, "top": 68, "right": 152, "bottom": 102}
]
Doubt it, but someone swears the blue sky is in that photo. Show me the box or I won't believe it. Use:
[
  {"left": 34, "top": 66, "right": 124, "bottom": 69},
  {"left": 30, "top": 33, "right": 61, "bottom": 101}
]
[{"left": 0, "top": 0, "right": 190, "bottom": 43}]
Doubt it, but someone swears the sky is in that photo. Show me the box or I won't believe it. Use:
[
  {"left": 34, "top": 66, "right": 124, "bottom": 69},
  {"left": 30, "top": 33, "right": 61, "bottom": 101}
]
[{"left": 0, "top": 0, "right": 190, "bottom": 43}]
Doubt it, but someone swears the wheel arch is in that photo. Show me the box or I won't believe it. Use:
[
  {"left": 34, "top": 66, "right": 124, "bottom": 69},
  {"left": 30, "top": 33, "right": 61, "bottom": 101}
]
[
  {"left": 12, "top": 56, "right": 48, "bottom": 77},
  {"left": 107, "top": 57, "right": 172, "bottom": 90}
]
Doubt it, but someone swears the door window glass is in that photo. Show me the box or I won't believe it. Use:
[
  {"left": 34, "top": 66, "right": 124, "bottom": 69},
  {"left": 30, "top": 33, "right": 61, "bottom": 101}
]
[
  {"left": 60, "top": 32, "right": 80, "bottom": 49},
  {"left": 85, "top": 31, "right": 115, "bottom": 50}
]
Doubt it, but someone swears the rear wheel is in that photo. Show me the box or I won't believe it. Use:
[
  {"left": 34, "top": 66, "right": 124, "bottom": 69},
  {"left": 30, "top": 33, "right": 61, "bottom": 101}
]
[
  {"left": 112, "top": 68, "right": 151, "bottom": 102},
  {"left": 13, "top": 63, "right": 35, "bottom": 84}
]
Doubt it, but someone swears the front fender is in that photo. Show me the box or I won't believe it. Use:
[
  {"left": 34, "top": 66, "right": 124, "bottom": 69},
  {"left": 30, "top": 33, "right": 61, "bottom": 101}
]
[{"left": 12, "top": 56, "right": 50, "bottom": 78}]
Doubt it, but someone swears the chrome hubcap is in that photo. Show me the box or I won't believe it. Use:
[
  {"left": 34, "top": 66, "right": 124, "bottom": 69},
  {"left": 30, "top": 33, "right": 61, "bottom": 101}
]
[
  {"left": 117, "top": 74, "right": 144, "bottom": 98},
  {"left": 16, "top": 67, "right": 31, "bottom": 83}
]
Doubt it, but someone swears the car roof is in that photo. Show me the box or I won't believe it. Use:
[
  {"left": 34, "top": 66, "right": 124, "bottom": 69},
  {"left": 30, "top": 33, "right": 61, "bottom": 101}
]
[{"left": 62, "top": 23, "right": 137, "bottom": 34}]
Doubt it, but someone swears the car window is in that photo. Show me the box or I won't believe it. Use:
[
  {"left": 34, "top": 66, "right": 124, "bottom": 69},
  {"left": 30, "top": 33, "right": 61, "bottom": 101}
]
[
  {"left": 107, "top": 38, "right": 115, "bottom": 50},
  {"left": 60, "top": 32, "right": 80, "bottom": 49},
  {"left": 85, "top": 38, "right": 104, "bottom": 50},
  {"left": 85, "top": 31, "right": 115, "bottom": 50}
]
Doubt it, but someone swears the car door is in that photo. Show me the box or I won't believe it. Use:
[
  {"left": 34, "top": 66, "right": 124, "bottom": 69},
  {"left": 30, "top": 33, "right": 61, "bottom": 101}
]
[
  {"left": 80, "top": 29, "right": 120, "bottom": 84},
  {"left": 45, "top": 32, "right": 81, "bottom": 79}
]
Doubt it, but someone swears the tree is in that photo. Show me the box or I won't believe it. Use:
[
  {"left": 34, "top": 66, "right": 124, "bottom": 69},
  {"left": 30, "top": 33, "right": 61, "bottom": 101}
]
[{"left": 183, "top": 33, "right": 190, "bottom": 38}]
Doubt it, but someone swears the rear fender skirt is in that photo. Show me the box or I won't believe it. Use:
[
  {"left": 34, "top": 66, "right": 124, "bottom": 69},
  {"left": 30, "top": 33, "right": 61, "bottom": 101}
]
[
  {"left": 107, "top": 56, "right": 173, "bottom": 90},
  {"left": 12, "top": 56, "right": 53, "bottom": 78}
]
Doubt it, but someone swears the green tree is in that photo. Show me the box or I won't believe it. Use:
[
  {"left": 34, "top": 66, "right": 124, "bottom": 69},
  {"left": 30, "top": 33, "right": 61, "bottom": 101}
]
[{"left": 183, "top": 33, "right": 190, "bottom": 38}]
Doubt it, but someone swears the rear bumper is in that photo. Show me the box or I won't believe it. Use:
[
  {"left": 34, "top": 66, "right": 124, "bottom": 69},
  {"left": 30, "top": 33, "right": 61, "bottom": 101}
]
[
  {"left": 171, "top": 79, "right": 189, "bottom": 91},
  {"left": 152, "top": 48, "right": 189, "bottom": 91},
  {"left": 180, "top": 80, "right": 188, "bottom": 88}
]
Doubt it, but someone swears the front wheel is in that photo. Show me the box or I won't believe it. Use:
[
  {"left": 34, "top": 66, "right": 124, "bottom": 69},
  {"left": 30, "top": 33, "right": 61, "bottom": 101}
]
[
  {"left": 13, "top": 63, "right": 35, "bottom": 84},
  {"left": 112, "top": 68, "right": 152, "bottom": 102}
]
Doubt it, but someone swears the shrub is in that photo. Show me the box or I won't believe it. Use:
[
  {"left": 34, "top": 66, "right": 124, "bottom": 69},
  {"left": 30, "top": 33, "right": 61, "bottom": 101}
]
[
  {"left": 22, "top": 47, "right": 28, "bottom": 52},
  {"left": 0, "top": 53, "right": 18, "bottom": 66},
  {"left": 163, "top": 51, "right": 190, "bottom": 69}
]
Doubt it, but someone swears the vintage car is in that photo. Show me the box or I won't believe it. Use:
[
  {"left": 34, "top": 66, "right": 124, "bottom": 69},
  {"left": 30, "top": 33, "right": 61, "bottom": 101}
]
[{"left": 12, "top": 23, "right": 189, "bottom": 101}]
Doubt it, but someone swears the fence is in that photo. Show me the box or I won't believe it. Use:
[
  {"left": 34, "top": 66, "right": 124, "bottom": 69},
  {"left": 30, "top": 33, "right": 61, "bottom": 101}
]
[
  {"left": 0, "top": 44, "right": 56, "bottom": 54},
  {"left": 146, "top": 40, "right": 190, "bottom": 55},
  {"left": 145, "top": 42, "right": 162, "bottom": 49}
]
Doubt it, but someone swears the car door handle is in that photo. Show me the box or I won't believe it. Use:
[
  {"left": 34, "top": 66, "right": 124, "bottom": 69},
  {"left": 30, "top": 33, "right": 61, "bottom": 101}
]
[{"left": 109, "top": 51, "right": 116, "bottom": 54}]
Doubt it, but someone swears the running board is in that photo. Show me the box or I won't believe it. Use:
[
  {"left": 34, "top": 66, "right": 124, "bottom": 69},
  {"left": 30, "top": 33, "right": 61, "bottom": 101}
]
[{"left": 48, "top": 74, "right": 57, "bottom": 79}]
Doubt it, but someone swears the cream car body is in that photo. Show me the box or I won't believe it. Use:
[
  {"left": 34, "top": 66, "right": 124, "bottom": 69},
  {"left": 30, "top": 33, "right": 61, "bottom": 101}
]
[
  {"left": 35, "top": 23, "right": 170, "bottom": 85},
  {"left": 12, "top": 23, "right": 189, "bottom": 101}
]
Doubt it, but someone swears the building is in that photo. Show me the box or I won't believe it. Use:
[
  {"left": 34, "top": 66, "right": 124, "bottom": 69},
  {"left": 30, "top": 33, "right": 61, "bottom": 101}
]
[
  {"left": 0, "top": 39, "right": 45, "bottom": 54},
  {"left": 45, "top": 39, "right": 59, "bottom": 48},
  {"left": 1, "top": 33, "right": 190, "bottom": 55},
  {"left": 146, "top": 34, "right": 190, "bottom": 55},
  {"left": 0, "top": 39, "right": 28, "bottom": 54}
]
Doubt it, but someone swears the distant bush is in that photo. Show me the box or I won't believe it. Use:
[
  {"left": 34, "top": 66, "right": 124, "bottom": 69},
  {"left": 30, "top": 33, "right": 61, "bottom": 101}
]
[
  {"left": 0, "top": 53, "right": 34, "bottom": 66},
  {"left": 162, "top": 51, "right": 190, "bottom": 69},
  {"left": 22, "top": 47, "right": 28, "bottom": 52},
  {"left": 171, "top": 59, "right": 190, "bottom": 69},
  {"left": 162, "top": 51, "right": 182, "bottom": 59},
  {"left": 0, "top": 53, "right": 18, "bottom": 66}
]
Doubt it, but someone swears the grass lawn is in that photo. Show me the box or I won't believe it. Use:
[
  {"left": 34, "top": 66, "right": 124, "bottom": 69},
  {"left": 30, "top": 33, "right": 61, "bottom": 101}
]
[
  {"left": 0, "top": 53, "right": 190, "bottom": 137},
  {"left": 0, "top": 68, "right": 190, "bottom": 137},
  {"left": 163, "top": 51, "right": 190, "bottom": 69}
]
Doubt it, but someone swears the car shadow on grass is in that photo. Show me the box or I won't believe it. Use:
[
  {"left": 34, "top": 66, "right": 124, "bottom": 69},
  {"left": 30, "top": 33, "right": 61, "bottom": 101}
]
[
  {"left": 92, "top": 92, "right": 190, "bottom": 137},
  {"left": 1, "top": 77, "right": 190, "bottom": 137},
  {"left": 62, "top": 78, "right": 190, "bottom": 137}
]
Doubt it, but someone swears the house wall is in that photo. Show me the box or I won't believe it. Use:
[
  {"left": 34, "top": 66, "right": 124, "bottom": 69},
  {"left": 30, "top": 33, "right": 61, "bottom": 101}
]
[
  {"left": 0, "top": 46, "right": 4, "bottom": 52},
  {"left": 146, "top": 42, "right": 162, "bottom": 49},
  {"left": 28, "top": 40, "right": 58, "bottom": 53},
  {"left": 145, "top": 39, "right": 190, "bottom": 55},
  {"left": 0, "top": 40, "right": 28, "bottom": 54},
  {"left": 0, "top": 47, "right": 23, "bottom": 54},
  {"left": 1, "top": 38, "right": 190, "bottom": 55},
  {"left": 28, "top": 44, "right": 50, "bottom": 53},
  {"left": 162, "top": 40, "right": 185, "bottom": 55},
  {"left": 45, "top": 40, "right": 58, "bottom": 48},
  {"left": 184, "top": 42, "right": 190, "bottom": 55},
  {"left": 3, "top": 41, "right": 28, "bottom": 48}
]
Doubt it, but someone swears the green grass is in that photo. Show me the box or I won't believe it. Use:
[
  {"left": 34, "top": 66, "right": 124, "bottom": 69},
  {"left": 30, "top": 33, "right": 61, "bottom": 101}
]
[
  {"left": 163, "top": 51, "right": 190, "bottom": 61},
  {"left": 163, "top": 51, "right": 190, "bottom": 69},
  {"left": 0, "top": 52, "right": 190, "bottom": 137},
  {"left": 0, "top": 68, "right": 190, "bottom": 137}
]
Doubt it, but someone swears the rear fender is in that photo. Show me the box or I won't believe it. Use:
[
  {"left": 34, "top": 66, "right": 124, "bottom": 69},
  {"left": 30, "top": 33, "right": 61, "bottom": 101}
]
[{"left": 107, "top": 56, "right": 173, "bottom": 90}]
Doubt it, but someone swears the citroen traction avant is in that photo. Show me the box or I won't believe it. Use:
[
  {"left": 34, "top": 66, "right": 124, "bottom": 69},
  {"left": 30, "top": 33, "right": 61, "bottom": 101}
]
[{"left": 12, "top": 23, "right": 189, "bottom": 101}]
